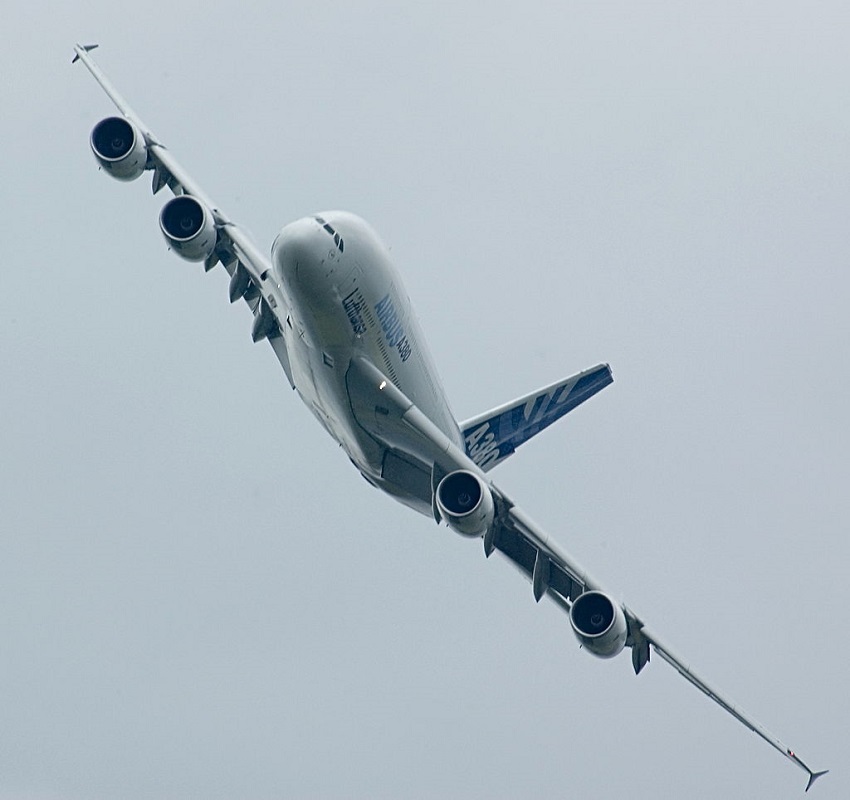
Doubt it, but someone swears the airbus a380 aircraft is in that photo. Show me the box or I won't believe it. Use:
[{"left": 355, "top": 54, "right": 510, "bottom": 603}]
[{"left": 73, "top": 44, "right": 826, "bottom": 791}]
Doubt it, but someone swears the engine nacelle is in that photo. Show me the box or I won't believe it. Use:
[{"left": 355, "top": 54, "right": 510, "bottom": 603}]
[
  {"left": 569, "top": 591, "right": 628, "bottom": 658},
  {"left": 159, "top": 195, "right": 217, "bottom": 262},
  {"left": 435, "top": 470, "right": 494, "bottom": 538},
  {"left": 90, "top": 116, "right": 148, "bottom": 181}
]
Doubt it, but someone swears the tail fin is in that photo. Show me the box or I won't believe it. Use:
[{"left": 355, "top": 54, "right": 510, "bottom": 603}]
[{"left": 459, "top": 363, "right": 613, "bottom": 471}]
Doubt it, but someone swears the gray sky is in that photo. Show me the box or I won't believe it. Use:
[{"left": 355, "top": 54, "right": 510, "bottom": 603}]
[{"left": 1, "top": 2, "right": 847, "bottom": 798}]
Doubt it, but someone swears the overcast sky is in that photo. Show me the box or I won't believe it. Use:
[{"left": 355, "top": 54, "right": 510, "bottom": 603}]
[{"left": 1, "top": 2, "right": 847, "bottom": 798}]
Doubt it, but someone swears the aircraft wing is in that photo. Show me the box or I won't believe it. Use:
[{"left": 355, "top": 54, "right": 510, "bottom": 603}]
[
  {"left": 72, "top": 44, "right": 295, "bottom": 386},
  {"left": 346, "top": 357, "right": 827, "bottom": 792},
  {"left": 490, "top": 502, "right": 827, "bottom": 791}
]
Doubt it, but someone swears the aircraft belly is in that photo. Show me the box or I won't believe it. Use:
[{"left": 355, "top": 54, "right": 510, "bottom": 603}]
[
  {"left": 274, "top": 212, "right": 462, "bottom": 511},
  {"left": 287, "top": 333, "right": 442, "bottom": 516}
]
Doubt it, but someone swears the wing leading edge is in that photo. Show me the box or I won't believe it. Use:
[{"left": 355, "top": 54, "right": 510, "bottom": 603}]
[{"left": 71, "top": 43, "right": 295, "bottom": 386}]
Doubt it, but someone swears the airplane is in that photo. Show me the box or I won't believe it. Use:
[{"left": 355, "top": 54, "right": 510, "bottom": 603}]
[{"left": 72, "top": 43, "right": 827, "bottom": 792}]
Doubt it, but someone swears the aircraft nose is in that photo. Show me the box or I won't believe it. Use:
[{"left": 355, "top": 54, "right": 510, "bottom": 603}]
[{"left": 272, "top": 217, "right": 325, "bottom": 292}]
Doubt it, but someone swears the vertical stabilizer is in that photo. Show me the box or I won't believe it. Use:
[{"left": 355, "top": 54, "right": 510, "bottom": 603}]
[{"left": 459, "top": 363, "right": 613, "bottom": 471}]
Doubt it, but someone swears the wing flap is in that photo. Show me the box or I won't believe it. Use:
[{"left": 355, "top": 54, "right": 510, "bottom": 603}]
[{"left": 491, "top": 520, "right": 584, "bottom": 605}]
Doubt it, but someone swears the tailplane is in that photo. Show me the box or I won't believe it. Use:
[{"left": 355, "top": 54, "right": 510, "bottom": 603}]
[{"left": 459, "top": 363, "right": 613, "bottom": 471}]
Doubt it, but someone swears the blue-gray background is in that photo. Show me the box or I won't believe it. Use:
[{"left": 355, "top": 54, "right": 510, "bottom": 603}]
[{"left": 1, "top": 2, "right": 846, "bottom": 798}]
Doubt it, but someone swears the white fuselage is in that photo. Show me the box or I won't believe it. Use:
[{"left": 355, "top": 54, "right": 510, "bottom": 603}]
[{"left": 271, "top": 212, "right": 463, "bottom": 514}]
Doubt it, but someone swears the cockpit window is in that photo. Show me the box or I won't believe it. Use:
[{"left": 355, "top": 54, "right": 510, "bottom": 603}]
[{"left": 315, "top": 216, "right": 345, "bottom": 254}]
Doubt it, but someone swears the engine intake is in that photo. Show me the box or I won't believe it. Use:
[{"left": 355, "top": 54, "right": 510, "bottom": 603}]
[
  {"left": 569, "top": 591, "right": 627, "bottom": 658},
  {"left": 90, "top": 116, "right": 147, "bottom": 181},
  {"left": 435, "top": 470, "right": 494, "bottom": 538},
  {"left": 159, "top": 195, "right": 217, "bottom": 262}
]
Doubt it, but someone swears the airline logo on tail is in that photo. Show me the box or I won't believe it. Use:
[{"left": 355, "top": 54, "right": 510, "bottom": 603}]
[{"left": 460, "top": 364, "right": 613, "bottom": 471}]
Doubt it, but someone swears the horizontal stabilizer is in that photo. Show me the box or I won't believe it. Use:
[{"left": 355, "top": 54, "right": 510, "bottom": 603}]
[{"left": 460, "top": 363, "right": 613, "bottom": 471}]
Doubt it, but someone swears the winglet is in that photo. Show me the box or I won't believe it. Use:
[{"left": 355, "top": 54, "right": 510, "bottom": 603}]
[
  {"left": 789, "top": 748, "right": 828, "bottom": 792},
  {"left": 72, "top": 43, "right": 98, "bottom": 63},
  {"left": 805, "top": 769, "right": 828, "bottom": 792}
]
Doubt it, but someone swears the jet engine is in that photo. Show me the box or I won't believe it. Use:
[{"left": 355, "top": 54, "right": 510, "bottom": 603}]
[
  {"left": 159, "top": 195, "right": 217, "bottom": 262},
  {"left": 569, "top": 590, "right": 628, "bottom": 658},
  {"left": 435, "top": 470, "right": 494, "bottom": 538},
  {"left": 90, "top": 116, "right": 148, "bottom": 181}
]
